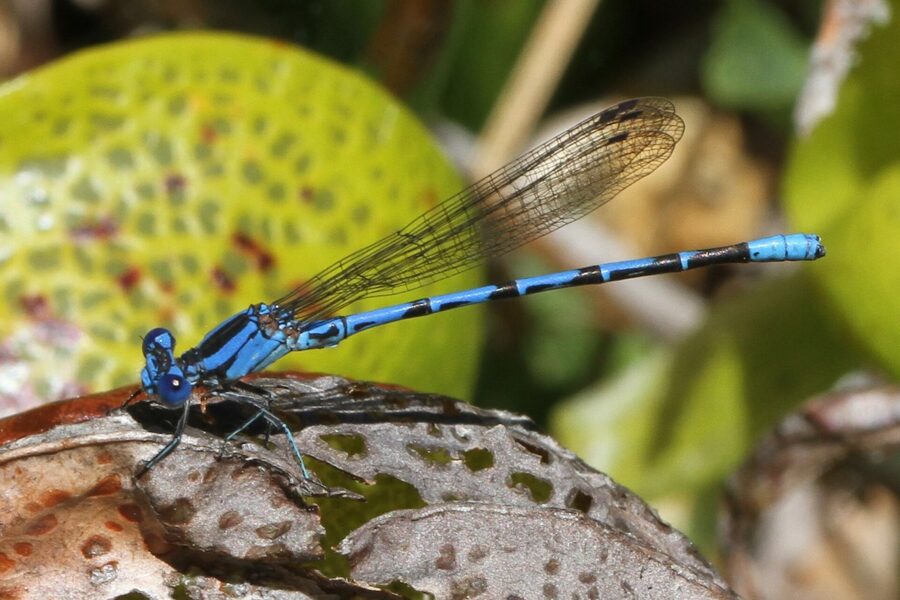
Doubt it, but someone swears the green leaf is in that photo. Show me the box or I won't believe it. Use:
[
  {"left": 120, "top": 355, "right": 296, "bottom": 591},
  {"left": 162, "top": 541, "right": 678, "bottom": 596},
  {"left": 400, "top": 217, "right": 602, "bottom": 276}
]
[
  {"left": 703, "top": 0, "right": 809, "bottom": 110},
  {"left": 438, "top": 0, "right": 544, "bottom": 130},
  {"left": 551, "top": 273, "right": 863, "bottom": 548},
  {"left": 812, "top": 165, "right": 900, "bottom": 374},
  {"left": 784, "top": 0, "right": 900, "bottom": 376},
  {"left": 0, "top": 32, "right": 483, "bottom": 403},
  {"left": 514, "top": 254, "right": 601, "bottom": 388}
]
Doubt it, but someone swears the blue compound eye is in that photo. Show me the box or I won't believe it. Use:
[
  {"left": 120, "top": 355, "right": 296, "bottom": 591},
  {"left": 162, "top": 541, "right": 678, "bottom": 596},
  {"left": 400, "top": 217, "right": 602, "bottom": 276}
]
[
  {"left": 158, "top": 372, "right": 192, "bottom": 406},
  {"left": 142, "top": 327, "right": 175, "bottom": 355}
]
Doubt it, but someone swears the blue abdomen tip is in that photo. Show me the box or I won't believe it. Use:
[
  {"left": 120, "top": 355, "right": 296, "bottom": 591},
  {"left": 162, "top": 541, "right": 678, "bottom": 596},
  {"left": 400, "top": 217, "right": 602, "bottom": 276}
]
[{"left": 749, "top": 234, "right": 825, "bottom": 262}]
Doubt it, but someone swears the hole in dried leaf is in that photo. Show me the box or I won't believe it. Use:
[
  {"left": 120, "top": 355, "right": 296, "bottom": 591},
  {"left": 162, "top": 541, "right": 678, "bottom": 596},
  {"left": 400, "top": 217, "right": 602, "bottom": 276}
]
[
  {"left": 319, "top": 432, "right": 367, "bottom": 458},
  {"left": 462, "top": 447, "right": 494, "bottom": 472},
  {"left": 309, "top": 461, "right": 426, "bottom": 580},
  {"left": 508, "top": 472, "right": 553, "bottom": 503},
  {"left": 383, "top": 579, "right": 435, "bottom": 599},
  {"left": 513, "top": 439, "right": 551, "bottom": 464},
  {"left": 407, "top": 443, "right": 453, "bottom": 467},
  {"left": 566, "top": 488, "right": 594, "bottom": 513}
]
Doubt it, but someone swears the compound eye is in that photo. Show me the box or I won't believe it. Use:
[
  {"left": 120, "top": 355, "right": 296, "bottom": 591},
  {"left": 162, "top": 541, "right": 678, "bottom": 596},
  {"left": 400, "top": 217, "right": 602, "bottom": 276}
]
[
  {"left": 158, "top": 372, "right": 192, "bottom": 406},
  {"left": 142, "top": 327, "right": 175, "bottom": 355}
]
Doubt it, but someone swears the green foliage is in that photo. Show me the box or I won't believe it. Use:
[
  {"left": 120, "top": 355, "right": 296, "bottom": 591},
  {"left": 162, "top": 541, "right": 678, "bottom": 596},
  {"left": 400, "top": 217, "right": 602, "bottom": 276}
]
[
  {"left": 800, "top": 165, "right": 900, "bottom": 376},
  {"left": 437, "top": 0, "right": 544, "bottom": 130},
  {"left": 551, "top": 274, "right": 863, "bottom": 550},
  {"left": 784, "top": 0, "right": 900, "bottom": 375},
  {"left": 553, "top": 274, "right": 859, "bottom": 493},
  {"left": 0, "top": 33, "right": 483, "bottom": 402},
  {"left": 516, "top": 255, "right": 602, "bottom": 389},
  {"left": 554, "top": 0, "right": 900, "bottom": 550},
  {"left": 703, "top": 0, "right": 810, "bottom": 110}
]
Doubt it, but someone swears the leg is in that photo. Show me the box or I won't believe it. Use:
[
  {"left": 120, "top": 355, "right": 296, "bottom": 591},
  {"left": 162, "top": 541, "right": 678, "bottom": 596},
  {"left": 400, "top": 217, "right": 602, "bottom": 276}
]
[
  {"left": 220, "top": 380, "right": 310, "bottom": 479},
  {"left": 112, "top": 387, "right": 144, "bottom": 416},
  {"left": 222, "top": 379, "right": 276, "bottom": 443},
  {"left": 250, "top": 404, "right": 311, "bottom": 480},
  {"left": 223, "top": 409, "right": 266, "bottom": 442},
  {"left": 136, "top": 400, "right": 191, "bottom": 477}
]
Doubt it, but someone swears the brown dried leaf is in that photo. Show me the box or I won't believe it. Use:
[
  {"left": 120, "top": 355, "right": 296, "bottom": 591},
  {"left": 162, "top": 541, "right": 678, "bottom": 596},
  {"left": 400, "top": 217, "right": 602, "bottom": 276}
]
[
  {"left": 0, "top": 382, "right": 384, "bottom": 599},
  {"left": 341, "top": 503, "right": 735, "bottom": 599},
  {"left": 273, "top": 376, "right": 719, "bottom": 579},
  {"left": 722, "top": 382, "right": 900, "bottom": 600},
  {"left": 0, "top": 373, "right": 735, "bottom": 598}
]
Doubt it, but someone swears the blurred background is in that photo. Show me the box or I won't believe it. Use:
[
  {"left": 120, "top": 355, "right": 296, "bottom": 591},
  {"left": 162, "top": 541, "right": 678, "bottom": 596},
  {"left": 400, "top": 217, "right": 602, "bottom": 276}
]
[{"left": 0, "top": 1, "right": 897, "bottom": 598}]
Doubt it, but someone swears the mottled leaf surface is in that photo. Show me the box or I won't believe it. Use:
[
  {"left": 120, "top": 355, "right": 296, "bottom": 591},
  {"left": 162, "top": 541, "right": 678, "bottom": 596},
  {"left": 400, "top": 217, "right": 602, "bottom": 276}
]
[
  {"left": 0, "top": 374, "right": 735, "bottom": 598},
  {"left": 0, "top": 32, "right": 481, "bottom": 415},
  {"left": 342, "top": 504, "right": 734, "bottom": 599}
]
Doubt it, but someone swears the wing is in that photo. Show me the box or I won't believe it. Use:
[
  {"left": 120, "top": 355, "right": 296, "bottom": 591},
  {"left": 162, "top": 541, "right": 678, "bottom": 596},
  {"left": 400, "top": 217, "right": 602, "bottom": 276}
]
[{"left": 276, "top": 97, "right": 684, "bottom": 324}]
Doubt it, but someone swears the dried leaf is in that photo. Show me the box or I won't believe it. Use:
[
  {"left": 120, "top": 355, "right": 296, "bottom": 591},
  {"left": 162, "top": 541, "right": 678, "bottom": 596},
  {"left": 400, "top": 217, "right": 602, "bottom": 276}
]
[
  {"left": 722, "top": 382, "right": 900, "bottom": 599},
  {"left": 341, "top": 503, "right": 735, "bottom": 599},
  {"left": 0, "top": 373, "right": 735, "bottom": 598}
]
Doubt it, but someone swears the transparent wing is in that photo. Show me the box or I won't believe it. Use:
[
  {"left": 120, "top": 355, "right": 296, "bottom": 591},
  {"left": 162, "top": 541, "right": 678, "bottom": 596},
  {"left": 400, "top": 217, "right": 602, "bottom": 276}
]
[{"left": 276, "top": 97, "right": 684, "bottom": 324}]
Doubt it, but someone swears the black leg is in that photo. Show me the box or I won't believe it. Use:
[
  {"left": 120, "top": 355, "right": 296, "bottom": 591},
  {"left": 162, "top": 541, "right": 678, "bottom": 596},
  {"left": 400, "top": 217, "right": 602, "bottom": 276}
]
[
  {"left": 249, "top": 403, "right": 310, "bottom": 479},
  {"left": 111, "top": 387, "right": 144, "bottom": 416},
  {"left": 220, "top": 379, "right": 310, "bottom": 479},
  {"left": 223, "top": 410, "right": 266, "bottom": 442},
  {"left": 136, "top": 400, "right": 191, "bottom": 477},
  {"left": 223, "top": 379, "right": 276, "bottom": 443}
]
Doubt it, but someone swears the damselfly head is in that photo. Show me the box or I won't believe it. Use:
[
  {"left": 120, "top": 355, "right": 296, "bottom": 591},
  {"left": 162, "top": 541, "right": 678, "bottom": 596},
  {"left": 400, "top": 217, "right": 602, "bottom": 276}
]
[
  {"left": 140, "top": 327, "right": 193, "bottom": 406},
  {"left": 155, "top": 370, "right": 192, "bottom": 406},
  {"left": 142, "top": 327, "right": 176, "bottom": 356}
]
